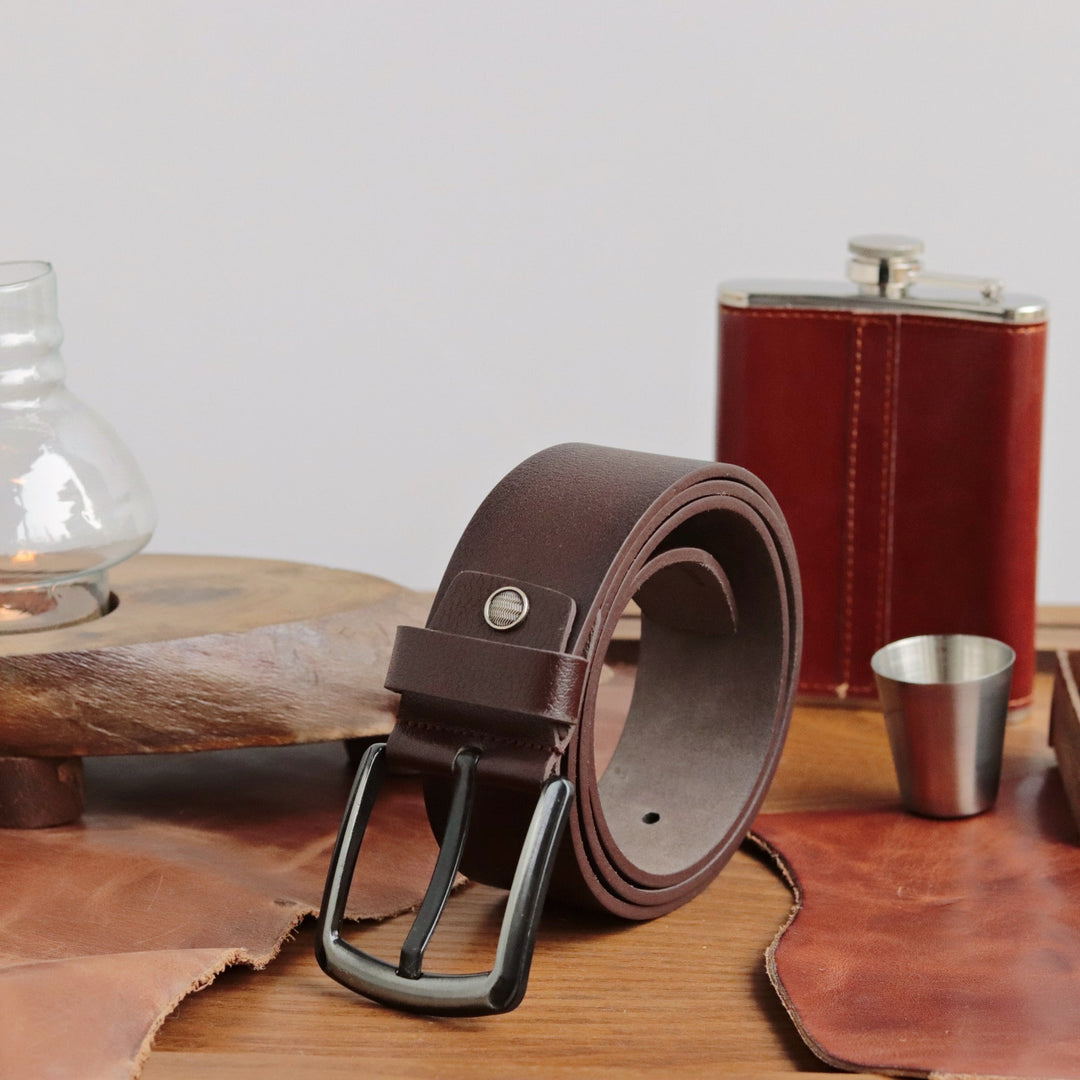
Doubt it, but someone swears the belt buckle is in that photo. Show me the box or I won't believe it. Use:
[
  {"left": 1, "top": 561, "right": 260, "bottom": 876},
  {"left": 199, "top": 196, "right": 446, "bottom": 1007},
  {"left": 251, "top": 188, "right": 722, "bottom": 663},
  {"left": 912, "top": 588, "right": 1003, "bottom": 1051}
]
[{"left": 315, "top": 742, "right": 574, "bottom": 1016}]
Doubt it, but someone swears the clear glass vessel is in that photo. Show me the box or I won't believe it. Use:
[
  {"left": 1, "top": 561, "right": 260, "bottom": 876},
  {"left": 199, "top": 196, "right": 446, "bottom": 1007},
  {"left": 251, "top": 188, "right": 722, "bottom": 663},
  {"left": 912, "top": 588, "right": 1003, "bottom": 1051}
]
[{"left": 0, "top": 261, "right": 155, "bottom": 631}]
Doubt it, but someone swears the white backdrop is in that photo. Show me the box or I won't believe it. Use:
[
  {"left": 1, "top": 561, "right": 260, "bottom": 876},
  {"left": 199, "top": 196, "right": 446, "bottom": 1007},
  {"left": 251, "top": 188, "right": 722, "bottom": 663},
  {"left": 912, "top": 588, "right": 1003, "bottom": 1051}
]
[{"left": 5, "top": 2, "right": 1077, "bottom": 599}]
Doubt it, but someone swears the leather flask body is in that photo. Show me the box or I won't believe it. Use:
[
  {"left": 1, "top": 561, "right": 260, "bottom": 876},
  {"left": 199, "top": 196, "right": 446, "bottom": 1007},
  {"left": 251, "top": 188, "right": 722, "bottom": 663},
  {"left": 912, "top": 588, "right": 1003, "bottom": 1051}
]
[{"left": 717, "top": 237, "right": 1047, "bottom": 710}]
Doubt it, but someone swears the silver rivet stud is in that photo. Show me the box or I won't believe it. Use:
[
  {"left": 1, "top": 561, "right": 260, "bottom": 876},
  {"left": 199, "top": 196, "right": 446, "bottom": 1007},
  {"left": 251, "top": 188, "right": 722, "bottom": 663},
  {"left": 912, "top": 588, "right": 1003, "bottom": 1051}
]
[{"left": 483, "top": 586, "right": 529, "bottom": 631}]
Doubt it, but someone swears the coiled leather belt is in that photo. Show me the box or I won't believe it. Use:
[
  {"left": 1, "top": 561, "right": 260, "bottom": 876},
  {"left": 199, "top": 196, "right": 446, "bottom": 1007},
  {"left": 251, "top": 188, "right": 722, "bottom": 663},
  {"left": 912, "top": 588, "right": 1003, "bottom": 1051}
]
[{"left": 317, "top": 444, "right": 802, "bottom": 1014}]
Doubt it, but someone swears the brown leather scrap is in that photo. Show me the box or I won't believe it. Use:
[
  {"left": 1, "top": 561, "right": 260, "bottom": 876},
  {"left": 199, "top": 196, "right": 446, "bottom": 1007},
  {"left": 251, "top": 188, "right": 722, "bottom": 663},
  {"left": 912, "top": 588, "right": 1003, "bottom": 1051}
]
[
  {"left": 0, "top": 742, "right": 439, "bottom": 1080},
  {"left": 753, "top": 748, "right": 1080, "bottom": 1079}
]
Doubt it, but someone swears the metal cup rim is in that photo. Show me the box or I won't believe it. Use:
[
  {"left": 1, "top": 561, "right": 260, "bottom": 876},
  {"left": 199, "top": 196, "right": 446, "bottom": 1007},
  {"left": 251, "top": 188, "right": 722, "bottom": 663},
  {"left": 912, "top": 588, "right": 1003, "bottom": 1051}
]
[{"left": 871, "top": 633, "right": 1015, "bottom": 687}]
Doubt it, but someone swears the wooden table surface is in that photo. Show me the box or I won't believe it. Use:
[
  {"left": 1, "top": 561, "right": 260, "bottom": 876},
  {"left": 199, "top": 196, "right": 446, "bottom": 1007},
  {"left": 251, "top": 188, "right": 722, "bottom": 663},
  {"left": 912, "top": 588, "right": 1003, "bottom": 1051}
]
[{"left": 135, "top": 626, "right": 1073, "bottom": 1080}]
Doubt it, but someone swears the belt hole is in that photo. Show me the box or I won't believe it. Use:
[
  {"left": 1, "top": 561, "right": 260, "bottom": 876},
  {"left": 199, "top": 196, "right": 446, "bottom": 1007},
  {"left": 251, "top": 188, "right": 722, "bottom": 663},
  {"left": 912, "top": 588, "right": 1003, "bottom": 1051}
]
[{"left": 641, "top": 811, "right": 660, "bottom": 825}]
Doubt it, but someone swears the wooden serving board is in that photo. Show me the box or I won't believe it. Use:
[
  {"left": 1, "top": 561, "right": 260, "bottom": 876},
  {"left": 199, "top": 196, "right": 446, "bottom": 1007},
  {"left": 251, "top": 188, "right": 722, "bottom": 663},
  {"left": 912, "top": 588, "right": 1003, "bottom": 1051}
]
[{"left": 0, "top": 554, "right": 430, "bottom": 826}]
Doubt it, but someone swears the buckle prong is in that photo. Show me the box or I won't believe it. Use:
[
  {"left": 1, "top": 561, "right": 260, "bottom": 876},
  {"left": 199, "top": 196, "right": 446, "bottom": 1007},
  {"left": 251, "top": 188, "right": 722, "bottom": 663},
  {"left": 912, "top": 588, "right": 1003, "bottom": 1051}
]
[
  {"left": 398, "top": 746, "right": 479, "bottom": 979},
  {"left": 316, "top": 741, "right": 574, "bottom": 1016}
]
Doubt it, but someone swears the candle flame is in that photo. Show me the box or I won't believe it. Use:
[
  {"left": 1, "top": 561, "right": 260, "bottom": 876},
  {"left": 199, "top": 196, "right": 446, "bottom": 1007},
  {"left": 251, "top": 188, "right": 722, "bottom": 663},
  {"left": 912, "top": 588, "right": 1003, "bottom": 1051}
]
[{"left": 12, "top": 550, "right": 37, "bottom": 565}]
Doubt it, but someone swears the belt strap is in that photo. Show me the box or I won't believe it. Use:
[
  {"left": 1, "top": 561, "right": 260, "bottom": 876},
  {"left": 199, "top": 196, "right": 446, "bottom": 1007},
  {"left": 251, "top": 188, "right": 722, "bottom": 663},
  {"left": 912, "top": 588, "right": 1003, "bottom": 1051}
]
[
  {"left": 389, "top": 442, "right": 801, "bottom": 915},
  {"left": 317, "top": 443, "right": 802, "bottom": 1010}
]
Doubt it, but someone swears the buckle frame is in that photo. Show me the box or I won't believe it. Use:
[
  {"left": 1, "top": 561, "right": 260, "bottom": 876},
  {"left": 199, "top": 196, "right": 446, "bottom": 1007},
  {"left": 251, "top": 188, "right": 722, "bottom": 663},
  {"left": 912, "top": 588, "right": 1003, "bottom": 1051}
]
[{"left": 315, "top": 741, "right": 574, "bottom": 1016}]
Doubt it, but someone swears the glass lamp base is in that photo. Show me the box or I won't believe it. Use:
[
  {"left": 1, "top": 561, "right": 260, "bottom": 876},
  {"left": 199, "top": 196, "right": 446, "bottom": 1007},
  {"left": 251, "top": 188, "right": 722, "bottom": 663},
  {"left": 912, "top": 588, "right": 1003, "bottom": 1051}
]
[{"left": 0, "top": 573, "right": 111, "bottom": 633}]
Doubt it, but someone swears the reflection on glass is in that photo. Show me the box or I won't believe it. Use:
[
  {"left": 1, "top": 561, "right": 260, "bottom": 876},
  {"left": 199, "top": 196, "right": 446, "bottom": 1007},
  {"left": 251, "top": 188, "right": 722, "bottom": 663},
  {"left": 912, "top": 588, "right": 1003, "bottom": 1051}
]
[{"left": 0, "top": 262, "right": 155, "bottom": 632}]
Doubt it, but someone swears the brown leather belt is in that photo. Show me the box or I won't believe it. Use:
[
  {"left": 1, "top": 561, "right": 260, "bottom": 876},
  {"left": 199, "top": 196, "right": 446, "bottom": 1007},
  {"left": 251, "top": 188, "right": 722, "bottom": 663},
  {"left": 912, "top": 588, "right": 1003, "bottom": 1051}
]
[{"left": 317, "top": 444, "right": 802, "bottom": 1014}]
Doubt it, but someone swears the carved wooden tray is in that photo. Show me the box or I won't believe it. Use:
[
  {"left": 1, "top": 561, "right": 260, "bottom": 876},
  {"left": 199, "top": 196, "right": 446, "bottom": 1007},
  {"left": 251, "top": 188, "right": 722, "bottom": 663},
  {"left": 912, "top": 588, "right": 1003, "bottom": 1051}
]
[{"left": 0, "top": 554, "right": 430, "bottom": 826}]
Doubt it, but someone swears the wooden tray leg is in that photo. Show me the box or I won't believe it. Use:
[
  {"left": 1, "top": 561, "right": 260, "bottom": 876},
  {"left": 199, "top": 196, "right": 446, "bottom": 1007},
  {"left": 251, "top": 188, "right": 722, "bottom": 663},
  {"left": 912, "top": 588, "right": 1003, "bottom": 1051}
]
[{"left": 0, "top": 756, "right": 84, "bottom": 827}]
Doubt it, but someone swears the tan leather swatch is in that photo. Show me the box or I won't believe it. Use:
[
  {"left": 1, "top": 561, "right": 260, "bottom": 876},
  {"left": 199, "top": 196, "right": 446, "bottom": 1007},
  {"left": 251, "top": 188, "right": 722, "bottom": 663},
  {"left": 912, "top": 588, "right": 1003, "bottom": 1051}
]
[
  {"left": 753, "top": 752, "right": 1080, "bottom": 1078},
  {"left": 0, "top": 742, "right": 439, "bottom": 1080}
]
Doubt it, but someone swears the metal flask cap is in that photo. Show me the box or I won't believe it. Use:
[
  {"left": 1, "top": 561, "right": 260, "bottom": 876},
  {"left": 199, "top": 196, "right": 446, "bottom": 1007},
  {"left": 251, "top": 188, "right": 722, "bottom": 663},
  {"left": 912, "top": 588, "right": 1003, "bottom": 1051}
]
[{"left": 846, "top": 234, "right": 1004, "bottom": 301}]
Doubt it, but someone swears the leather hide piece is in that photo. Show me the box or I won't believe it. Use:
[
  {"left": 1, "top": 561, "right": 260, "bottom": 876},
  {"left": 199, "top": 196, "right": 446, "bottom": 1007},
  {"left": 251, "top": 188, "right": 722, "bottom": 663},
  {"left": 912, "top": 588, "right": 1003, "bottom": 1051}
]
[
  {"left": 0, "top": 742, "right": 439, "bottom": 1080},
  {"left": 753, "top": 748, "right": 1080, "bottom": 1078}
]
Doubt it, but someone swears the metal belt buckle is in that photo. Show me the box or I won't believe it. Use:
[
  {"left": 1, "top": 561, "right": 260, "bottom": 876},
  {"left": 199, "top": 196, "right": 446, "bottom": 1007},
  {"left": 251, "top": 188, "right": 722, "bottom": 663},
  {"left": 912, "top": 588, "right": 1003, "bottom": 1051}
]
[{"left": 315, "top": 741, "right": 574, "bottom": 1016}]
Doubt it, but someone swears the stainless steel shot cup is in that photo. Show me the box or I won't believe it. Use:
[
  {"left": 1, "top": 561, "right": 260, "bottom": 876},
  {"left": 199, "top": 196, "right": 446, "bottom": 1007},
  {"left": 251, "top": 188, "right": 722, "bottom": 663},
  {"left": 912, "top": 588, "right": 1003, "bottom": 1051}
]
[{"left": 871, "top": 634, "right": 1016, "bottom": 818}]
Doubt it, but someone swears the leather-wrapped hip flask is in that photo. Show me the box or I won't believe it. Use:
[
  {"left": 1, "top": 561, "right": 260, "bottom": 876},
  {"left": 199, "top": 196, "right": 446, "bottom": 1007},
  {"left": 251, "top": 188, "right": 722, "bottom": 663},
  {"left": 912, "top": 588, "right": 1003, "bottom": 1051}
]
[{"left": 717, "top": 235, "right": 1047, "bottom": 711}]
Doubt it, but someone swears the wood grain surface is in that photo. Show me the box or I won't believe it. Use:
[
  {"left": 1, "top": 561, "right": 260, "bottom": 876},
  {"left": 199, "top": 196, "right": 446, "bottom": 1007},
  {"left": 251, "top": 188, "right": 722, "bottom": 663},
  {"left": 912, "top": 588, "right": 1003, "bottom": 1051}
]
[
  {"left": 10, "top": 567, "right": 1058, "bottom": 1078},
  {"left": 0, "top": 555, "right": 429, "bottom": 757},
  {"left": 137, "top": 661, "right": 1066, "bottom": 1077}
]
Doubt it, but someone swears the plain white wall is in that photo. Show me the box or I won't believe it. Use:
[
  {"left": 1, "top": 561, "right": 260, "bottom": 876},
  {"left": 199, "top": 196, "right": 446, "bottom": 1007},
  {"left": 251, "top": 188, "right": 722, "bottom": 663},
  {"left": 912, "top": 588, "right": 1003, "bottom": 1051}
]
[{"left": 4, "top": 2, "right": 1077, "bottom": 598}]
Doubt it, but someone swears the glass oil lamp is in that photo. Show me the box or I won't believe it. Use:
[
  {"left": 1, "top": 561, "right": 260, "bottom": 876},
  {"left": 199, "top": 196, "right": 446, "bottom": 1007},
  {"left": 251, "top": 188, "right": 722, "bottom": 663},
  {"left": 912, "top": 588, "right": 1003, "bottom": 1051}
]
[{"left": 0, "top": 261, "right": 155, "bottom": 632}]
